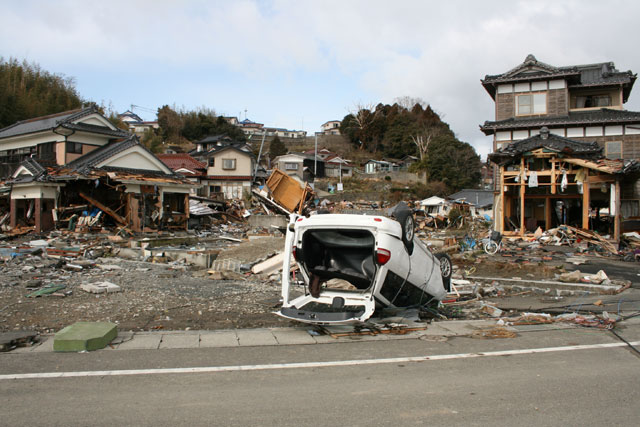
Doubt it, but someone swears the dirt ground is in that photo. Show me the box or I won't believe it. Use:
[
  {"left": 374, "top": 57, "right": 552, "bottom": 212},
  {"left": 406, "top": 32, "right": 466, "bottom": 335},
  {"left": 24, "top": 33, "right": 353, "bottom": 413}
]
[
  {"left": 1, "top": 229, "right": 634, "bottom": 334},
  {"left": 0, "top": 236, "right": 297, "bottom": 333}
]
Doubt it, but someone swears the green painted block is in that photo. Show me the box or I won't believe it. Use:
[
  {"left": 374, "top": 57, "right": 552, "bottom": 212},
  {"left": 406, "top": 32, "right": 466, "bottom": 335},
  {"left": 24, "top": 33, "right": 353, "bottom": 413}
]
[{"left": 53, "top": 322, "right": 117, "bottom": 352}]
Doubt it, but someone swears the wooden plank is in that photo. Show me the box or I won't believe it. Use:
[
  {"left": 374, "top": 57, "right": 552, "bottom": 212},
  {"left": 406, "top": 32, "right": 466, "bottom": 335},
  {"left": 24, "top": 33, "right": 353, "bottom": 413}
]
[
  {"left": 551, "top": 159, "right": 556, "bottom": 194},
  {"left": 78, "top": 192, "right": 126, "bottom": 225},
  {"left": 582, "top": 177, "right": 590, "bottom": 229},
  {"left": 499, "top": 166, "right": 505, "bottom": 233},
  {"left": 520, "top": 158, "right": 525, "bottom": 236},
  {"left": 614, "top": 180, "right": 621, "bottom": 242},
  {"left": 545, "top": 198, "right": 551, "bottom": 230}
]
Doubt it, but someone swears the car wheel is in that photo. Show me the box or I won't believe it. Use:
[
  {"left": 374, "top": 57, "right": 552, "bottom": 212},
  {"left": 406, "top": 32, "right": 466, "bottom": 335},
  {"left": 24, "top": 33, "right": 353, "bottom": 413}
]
[
  {"left": 435, "top": 253, "right": 452, "bottom": 292},
  {"left": 396, "top": 210, "right": 415, "bottom": 254}
]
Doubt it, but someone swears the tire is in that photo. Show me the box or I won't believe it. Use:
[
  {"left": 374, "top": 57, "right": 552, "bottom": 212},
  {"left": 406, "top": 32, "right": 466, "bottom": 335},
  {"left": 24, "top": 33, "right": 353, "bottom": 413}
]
[
  {"left": 484, "top": 240, "right": 499, "bottom": 255},
  {"left": 435, "top": 253, "right": 452, "bottom": 292},
  {"left": 395, "top": 210, "right": 415, "bottom": 254}
]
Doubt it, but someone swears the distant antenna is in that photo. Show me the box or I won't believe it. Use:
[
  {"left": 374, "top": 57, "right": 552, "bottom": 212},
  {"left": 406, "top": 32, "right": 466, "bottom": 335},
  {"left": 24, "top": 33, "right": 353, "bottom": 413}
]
[{"left": 244, "top": 108, "right": 248, "bottom": 120}]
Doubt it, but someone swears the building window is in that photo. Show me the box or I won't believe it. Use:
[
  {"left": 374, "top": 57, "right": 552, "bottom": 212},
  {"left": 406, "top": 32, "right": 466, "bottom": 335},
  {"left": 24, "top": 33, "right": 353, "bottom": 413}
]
[
  {"left": 208, "top": 158, "right": 215, "bottom": 167},
  {"left": 66, "top": 141, "right": 82, "bottom": 154},
  {"left": 575, "top": 95, "right": 610, "bottom": 108},
  {"left": 37, "top": 142, "right": 55, "bottom": 160},
  {"left": 222, "top": 159, "right": 236, "bottom": 170},
  {"left": 517, "top": 93, "right": 546, "bottom": 115},
  {"left": 606, "top": 141, "right": 622, "bottom": 159},
  {"left": 209, "top": 185, "right": 221, "bottom": 193},
  {"left": 285, "top": 162, "right": 298, "bottom": 170}
]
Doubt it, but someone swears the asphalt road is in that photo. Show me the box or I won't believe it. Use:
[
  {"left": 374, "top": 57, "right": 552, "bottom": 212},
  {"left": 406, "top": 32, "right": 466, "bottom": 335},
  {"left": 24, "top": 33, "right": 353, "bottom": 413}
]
[
  {"left": 2, "top": 324, "right": 639, "bottom": 426},
  {"left": 563, "top": 257, "right": 640, "bottom": 287}
]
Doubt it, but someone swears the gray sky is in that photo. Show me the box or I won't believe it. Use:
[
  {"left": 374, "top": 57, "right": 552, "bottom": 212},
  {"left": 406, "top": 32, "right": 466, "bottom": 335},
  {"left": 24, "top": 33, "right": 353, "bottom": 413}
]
[{"left": 2, "top": 0, "right": 640, "bottom": 159}]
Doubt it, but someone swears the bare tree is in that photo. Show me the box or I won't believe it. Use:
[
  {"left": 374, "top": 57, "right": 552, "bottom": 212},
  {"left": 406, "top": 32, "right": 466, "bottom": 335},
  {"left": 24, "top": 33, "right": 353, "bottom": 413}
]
[
  {"left": 349, "top": 103, "right": 379, "bottom": 151},
  {"left": 411, "top": 125, "right": 442, "bottom": 161},
  {"left": 394, "top": 96, "right": 428, "bottom": 111}
]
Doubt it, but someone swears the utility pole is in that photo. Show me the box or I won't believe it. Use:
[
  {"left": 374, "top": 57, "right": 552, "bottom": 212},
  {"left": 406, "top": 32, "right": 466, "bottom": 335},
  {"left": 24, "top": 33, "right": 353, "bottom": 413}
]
[
  {"left": 253, "top": 131, "right": 267, "bottom": 183},
  {"left": 314, "top": 133, "right": 318, "bottom": 176}
]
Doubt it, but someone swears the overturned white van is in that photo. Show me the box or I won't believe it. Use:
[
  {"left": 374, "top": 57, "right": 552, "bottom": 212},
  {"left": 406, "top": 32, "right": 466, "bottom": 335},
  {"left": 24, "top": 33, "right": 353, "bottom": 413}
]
[{"left": 278, "top": 207, "right": 451, "bottom": 325}]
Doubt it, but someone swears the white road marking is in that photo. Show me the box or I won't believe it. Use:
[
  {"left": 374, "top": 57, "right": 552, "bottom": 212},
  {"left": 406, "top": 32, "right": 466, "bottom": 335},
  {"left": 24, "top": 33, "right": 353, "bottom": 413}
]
[{"left": 2, "top": 341, "right": 638, "bottom": 380}]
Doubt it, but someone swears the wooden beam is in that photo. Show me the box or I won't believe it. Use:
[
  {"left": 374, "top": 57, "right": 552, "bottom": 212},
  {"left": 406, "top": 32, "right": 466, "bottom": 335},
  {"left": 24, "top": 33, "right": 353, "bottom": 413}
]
[
  {"left": 551, "top": 159, "right": 556, "bottom": 194},
  {"left": 582, "top": 176, "right": 590, "bottom": 230},
  {"left": 545, "top": 198, "right": 551, "bottom": 230},
  {"left": 614, "top": 180, "right": 621, "bottom": 242},
  {"left": 520, "top": 158, "right": 525, "bottom": 236},
  {"left": 587, "top": 175, "right": 615, "bottom": 184},
  {"left": 499, "top": 166, "right": 505, "bottom": 233},
  {"left": 78, "top": 192, "right": 126, "bottom": 225}
]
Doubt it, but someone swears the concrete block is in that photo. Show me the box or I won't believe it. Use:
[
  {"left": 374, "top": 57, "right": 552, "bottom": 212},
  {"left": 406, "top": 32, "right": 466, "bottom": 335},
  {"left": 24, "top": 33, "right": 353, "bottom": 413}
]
[
  {"left": 80, "top": 281, "right": 121, "bottom": 294},
  {"left": 271, "top": 328, "right": 317, "bottom": 345},
  {"left": 53, "top": 322, "right": 117, "bottom": 352},
  {"left": 236, "top": 329, "right": 278, "bottom": 346},
  {"left": 159, "top": 333, "right": 200, "bottom": 349},
  {"left": 199, "top": 331, "right": 239, "bottom": 348}
]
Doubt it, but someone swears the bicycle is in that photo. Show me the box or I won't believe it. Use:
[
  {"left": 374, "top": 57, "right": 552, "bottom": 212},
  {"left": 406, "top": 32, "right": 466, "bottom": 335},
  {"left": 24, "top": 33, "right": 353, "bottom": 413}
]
[{"left": 482, "top": 231, "right": 503, "bottom": 255}]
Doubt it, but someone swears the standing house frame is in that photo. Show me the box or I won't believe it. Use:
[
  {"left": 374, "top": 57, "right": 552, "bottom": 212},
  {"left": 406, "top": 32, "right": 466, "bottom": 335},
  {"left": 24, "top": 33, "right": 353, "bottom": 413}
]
[{"left": 489, "top": 128, "right": 639, "bottom": 241}]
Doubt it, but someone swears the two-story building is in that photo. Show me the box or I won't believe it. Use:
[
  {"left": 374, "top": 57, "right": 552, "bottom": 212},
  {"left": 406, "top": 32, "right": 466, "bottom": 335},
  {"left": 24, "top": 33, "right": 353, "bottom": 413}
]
[
  {"left": 273, "top": 152, "right": 325, "bottom": 181},
  {"left": 320, "top": 120, "right": 341, "bottom": 135},
  {"left": 0, "top": 106, "right": 131, "bottom": 178},
  {"left": 197, "top": 144, "right": 255, "bottom": 200},
  {"left": 481, "top": 54, "right": 640, "bottom": 158},
  {"left": 481, "top": 55, "right": 640, "bottom": 240}
]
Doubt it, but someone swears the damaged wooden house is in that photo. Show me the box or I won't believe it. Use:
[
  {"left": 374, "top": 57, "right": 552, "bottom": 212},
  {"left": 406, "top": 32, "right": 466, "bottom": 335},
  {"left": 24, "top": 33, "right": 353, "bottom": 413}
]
[
  {"left": 489, "top": 127, "right": 639, "bottom": 241},
  {"left": 0, "top": 106, "right": 196, "bottom": 233},
  {"left": 482, "top": 54, "right": 640, "bottom": 241}
]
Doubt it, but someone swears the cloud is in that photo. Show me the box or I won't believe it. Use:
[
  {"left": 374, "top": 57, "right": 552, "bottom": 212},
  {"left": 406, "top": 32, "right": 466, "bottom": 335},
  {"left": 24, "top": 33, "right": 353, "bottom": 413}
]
[{"left": 2, "top": 0, "right": 640, "bottom": 159}]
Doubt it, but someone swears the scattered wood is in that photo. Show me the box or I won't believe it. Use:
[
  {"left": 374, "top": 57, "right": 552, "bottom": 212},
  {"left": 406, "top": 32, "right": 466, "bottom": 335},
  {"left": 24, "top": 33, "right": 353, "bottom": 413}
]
[{"left": 78, "top": 192, "right": 126, "bottom": 225}]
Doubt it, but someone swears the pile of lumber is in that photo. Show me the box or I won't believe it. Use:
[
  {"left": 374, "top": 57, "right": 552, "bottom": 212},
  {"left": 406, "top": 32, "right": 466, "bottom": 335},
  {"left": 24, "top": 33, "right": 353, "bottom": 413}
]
[{"left": 565, "top": 225, "right": 618, "bottom": 254}]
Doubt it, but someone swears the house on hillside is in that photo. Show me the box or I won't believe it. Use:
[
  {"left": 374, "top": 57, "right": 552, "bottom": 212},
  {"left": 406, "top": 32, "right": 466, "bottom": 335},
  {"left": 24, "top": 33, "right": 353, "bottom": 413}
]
[
  {"left": 118, "top": 110, "right": 159, "bottom": 137},
  {"left": 273, "top": 153, "right": 325, "bottom": 181},
  {"left": 320, "top": 120, "right": 341, "bottom": 135},
  {"left": 364, "top": 159, "right": 399, "bottom": 174},
  {"left": 193, "top": 134, "right": 234, "bottom": 153},
  {"left": 481, "top": 55, "right": 640, "bottom": 239},
  {"left": 0, "top": 106, "right": 131, "bottom": 178},
  {"left": 196, "top": 144, "right": 255, "bottom": 200},
  {"left": 324, "top": 154, "right": 353, "bottom": 178},
  {"left": 157, "top": 153, "right": 207, "bottom": 195}
]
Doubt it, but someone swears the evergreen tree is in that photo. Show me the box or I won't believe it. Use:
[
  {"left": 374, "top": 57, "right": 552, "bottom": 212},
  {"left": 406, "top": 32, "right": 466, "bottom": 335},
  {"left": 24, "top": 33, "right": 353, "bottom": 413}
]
[
  {"left": 0, "top": 57, "right": 83, "bottom": 128},
  {"left": 269, "top": 135, "right": 287, "bottom": 160}
]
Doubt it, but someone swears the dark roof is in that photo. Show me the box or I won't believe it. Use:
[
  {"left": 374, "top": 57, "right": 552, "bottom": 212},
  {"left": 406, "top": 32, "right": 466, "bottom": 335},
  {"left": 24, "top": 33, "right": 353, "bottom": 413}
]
[
  {"left": 203, "top": 144, "right": 255, "bottom": 158},
  {"left": 480, "top": 108, "right": 640, "bottom": 135},
  {"left": 488, "top": 130, "right": 602, "bottom": 165},
  {"left": 196, "top": 134, "right": 233, "bottom": 144},
  {"left": 482, "top": 54, "right": 636, "bottom": 101},
  {"left": 447, "top": 189, "right": 494, "bottom": 208},
  {"left": 119, "top": 110, "right": 143, "bottom": 122},
  {"left": 0, "top": 106, "right": 130, "bottom": 140},
  {"left": 22, "top": 157, "right": 46, "bottom": 177}
]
